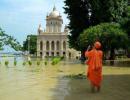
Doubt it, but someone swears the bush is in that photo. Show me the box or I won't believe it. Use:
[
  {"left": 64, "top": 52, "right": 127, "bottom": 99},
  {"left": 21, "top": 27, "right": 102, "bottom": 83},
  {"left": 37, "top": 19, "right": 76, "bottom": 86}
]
[
  {"left": 44, "top": 61, "right": 47, "bottom": 66},
  {"left": 37, "top": 61, "right": 40, "bottom": 66},
  {"left": 23, "top": 62, "right": 26, "bottom": 66},
  {"left": 28, "top": 61, "right": 32, "bottom": 66},
  {"left": 14, "top": 61, "right": 17, "bottom": 66},
  {"left": 5, "top": 61, "right": 9, "bottom": 66},
  {"left": 51, "top": 57, "right": 62, "bottom": 65}
]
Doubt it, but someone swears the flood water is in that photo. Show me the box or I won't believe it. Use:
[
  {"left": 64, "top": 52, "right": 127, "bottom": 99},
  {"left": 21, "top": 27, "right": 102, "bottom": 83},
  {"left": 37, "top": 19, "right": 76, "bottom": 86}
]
[{"left": 0, "top": 56, "right": 130, "bottom": 100}]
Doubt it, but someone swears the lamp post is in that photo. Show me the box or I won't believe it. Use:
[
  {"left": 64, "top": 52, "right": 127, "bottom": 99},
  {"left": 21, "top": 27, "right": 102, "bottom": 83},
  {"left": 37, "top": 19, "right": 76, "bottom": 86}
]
[{"left": 27, "top": 36, "right": 31, "bottom": 61}]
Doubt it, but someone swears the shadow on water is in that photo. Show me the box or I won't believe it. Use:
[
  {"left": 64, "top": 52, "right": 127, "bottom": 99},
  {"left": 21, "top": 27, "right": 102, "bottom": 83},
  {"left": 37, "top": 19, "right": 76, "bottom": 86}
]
[{"left": 52, "top": 74, "right": 130, "bottom": 100}]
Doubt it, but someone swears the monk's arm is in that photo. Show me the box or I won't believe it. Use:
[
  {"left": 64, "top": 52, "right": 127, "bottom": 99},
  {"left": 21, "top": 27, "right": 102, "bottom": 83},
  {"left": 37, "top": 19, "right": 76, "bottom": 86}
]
[{"left": 85, "top": 45, "right": 91, "bottom": 57}]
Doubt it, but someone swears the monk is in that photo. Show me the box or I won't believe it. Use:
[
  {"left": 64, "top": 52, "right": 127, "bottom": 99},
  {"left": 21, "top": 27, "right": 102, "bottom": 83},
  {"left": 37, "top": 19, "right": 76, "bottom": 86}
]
[{"left": 85, "top": 41, "right": 103, "bottom": 92}]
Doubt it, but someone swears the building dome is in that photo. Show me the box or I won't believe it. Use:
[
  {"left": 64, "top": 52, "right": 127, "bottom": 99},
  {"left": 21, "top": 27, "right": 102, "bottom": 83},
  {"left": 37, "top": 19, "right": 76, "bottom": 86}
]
[{"left": 49, "top": 6, "right": 60, "bottom": 17}]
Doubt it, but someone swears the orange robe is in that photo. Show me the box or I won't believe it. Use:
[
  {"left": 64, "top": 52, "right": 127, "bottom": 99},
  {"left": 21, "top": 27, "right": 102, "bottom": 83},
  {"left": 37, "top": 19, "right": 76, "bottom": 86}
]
[{"left": 85, "top": 49, "right": 103, "bottom": 87}]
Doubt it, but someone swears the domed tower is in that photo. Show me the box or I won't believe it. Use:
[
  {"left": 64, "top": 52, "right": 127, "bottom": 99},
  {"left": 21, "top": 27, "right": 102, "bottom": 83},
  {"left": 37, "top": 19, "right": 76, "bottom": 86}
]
[
  {"left": 46, "top": 6, "right": 63, "bottom": 33},
  {"left": 38, "top": 24, "right": 43, "bottom": 34}
]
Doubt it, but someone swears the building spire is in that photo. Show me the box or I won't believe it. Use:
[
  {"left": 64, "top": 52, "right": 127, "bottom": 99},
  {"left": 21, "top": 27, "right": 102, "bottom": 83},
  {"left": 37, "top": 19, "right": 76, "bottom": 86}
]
[
  {"left": 53, "top": 0, "right": 56, "bottom": 11},
  {"left": 53, "top": 5, "right": 56, "bottom": 11}
]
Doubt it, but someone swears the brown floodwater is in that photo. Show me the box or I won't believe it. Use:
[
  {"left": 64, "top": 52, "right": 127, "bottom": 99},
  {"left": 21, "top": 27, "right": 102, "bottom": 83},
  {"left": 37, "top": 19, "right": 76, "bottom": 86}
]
[{"left": 0, "top": 57, "right": 130, "bottom": 100}]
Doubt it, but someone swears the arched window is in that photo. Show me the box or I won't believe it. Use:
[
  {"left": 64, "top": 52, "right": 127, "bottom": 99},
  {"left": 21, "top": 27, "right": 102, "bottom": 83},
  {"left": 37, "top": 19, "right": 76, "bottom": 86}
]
[
  {"left": 46, "top": 52, "right": 49, "bottom": 57},
  {"left": 63, "top": 41, "right": 66, "bottom": 50},
  {"left": 51, "top": 41, "right": 55, "bottom": 50},
  {"left": 57, "top": 52, "right": 59, "bottom": 56},
  {"left": 51, "top": 52, "right": 54, "bottom": 57},
  {"left": 63, "top": 52, "right": 66, "bottom": 57},
  {"left": 46, "top": 41, "right": 49, "bottom": 50},
  {"left": 56, "top": 41, "right": 60, "bottom": 50},
  {"left": 40, "top": 41, "right": 43, "bottom": 50},
  {"left": 69, "top": 52, "right": 71, "bottom": 58},
  {"left": 40, "top": 52, "right": 42, "bottom": 57}
]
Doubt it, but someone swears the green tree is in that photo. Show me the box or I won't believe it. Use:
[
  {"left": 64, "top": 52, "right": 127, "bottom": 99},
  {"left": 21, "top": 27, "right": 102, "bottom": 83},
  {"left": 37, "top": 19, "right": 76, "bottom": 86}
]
[
  {"left": 64, "top": 0, "right": 90, "bottom": 50},
  {"left": 79, "top": 23, "right": 129, "bottom": 63},
  {"left": 0, "top": 28, "right": 21, "bottom": 51},
  {"left": 64, "top": 0, "right": 128, "bottom": 60},
  {"left": 120, "top": 5, "right": 130, "bottom": 37},
  {"left": 90, "top": 0, "right": 128, "bottom": 25},
  {"left": 23, "top": 35, "right": 37, "bottom": 55},
  {"left": 120, "top": 5, "right": 130, "bottom": 57},
  {"left": 120, "top": 18, "right": 130, "bottom": 37}
]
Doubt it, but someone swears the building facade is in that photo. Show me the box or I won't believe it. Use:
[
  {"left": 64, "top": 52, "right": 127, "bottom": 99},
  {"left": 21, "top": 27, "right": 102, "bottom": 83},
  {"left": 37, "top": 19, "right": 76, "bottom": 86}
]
[{"left": 37, "top": 6, "right": 80, "bottom": 59}]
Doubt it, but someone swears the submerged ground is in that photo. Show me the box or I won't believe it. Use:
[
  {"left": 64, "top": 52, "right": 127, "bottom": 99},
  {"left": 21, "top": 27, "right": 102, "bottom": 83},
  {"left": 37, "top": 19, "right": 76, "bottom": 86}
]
[{"left": 0, "top": 57, "right": 130, "bottom": 100}]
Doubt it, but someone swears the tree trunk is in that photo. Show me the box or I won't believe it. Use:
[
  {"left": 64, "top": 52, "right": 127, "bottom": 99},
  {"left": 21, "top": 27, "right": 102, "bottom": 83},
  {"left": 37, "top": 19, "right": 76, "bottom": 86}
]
[{"left": 109, "top": 48, "right": 115, "bottom": 66}]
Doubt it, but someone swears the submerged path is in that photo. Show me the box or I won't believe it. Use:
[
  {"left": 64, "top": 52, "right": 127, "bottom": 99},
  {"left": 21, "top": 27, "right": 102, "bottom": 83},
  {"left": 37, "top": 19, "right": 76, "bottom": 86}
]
[
  {"left": 53, "top": 64, "right": 130, "bottom": 100},
  {"left": 0, "top": 61, "right": 130, "bottom": 100}
]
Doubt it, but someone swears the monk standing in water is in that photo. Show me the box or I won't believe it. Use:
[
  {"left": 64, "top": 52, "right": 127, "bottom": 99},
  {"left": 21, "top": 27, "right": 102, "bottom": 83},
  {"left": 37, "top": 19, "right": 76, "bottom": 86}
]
[{"left": 85, "top": 41, "right": 103, "bottom": 92}]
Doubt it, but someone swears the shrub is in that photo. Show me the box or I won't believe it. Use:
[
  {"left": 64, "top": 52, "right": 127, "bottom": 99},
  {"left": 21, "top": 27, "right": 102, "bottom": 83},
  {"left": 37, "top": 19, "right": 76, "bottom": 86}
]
[
  {"left": 51, "top": 57, "right": 62, "bottom": 65},
  {"left": 37, "top": 61, "right": 40, "bottom": 66},
  {"left": 28, "top": 61, "right": 32, "bottom": 66},
  {"left": 23, "top": 62, "right": 26, "bottom": 66},
  {"left": 14, "top": 61, "right": 17, "bottom": 66},
  {"left": 5, "top": 61, "right": 9, "bottom": 66},
  {"left": 44, "top": 61, "right": 47, "bottom": 65}
]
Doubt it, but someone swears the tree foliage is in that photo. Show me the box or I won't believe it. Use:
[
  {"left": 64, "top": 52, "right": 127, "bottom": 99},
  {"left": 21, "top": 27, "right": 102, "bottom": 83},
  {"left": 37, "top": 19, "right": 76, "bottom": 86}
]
[
  {"left": 0, "top": 28, "right": 21, "bottom": 51},
  {"left": 22, "top": 35, "right": 37, "bottom": 55},
  {"left": 120, "top": 18, "right": 130, "bottom": 37},
  {"left": 64, "top": 0, "right": 90, "bottom": 50},
  {"left": 64, "top": 0, "right": 128, "bottom": 51},
  {"left": 90, "top": 0, "right": 128, "bottom": 25},
  {"left": 120, "top": 6, "right": 130, "bottom": 37},
  {"left": 79, "top": 23, "right": 129, "bottom": 59}
]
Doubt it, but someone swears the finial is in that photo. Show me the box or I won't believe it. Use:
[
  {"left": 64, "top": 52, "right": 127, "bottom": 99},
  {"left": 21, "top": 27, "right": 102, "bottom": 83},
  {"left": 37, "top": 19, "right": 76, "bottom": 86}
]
[
  {"left": 39, "top": 24, "right": 41, "bottom": 28},
  {"left": 38, "top": 24, "right": 43, "bottom": 34},
  {"left": 38, "top": 24, "right": 42, "bottom": 30},
  {"left": 53, "top": 0, "right": 56, "bottom": 11},
  {"left": 53, "top": 5, "right": 56, "bottom": 11}
]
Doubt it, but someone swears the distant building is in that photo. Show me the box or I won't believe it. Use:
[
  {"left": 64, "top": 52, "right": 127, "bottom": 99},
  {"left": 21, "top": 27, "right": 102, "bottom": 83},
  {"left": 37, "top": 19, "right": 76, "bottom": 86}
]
[{"left": 37, "top": 6, "right": 80, "bottom": 59}]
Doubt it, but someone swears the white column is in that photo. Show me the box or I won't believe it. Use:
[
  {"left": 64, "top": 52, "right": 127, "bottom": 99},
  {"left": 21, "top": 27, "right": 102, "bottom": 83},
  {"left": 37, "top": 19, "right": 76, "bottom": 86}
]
[
  {"left": 55, "top": 41, "right": 57, "bottom": 51},
  {"left": 37, "top": 40, "right": 40, "bottom": 57},
  {"left": 60, "top": 41, "right": 63, "bottom": 56},
  {"left": 42, "top": 41, "right": 45, "bottom": 58},
  {"left": 61, "top": 41, "right": 63, "bottom": 50}
]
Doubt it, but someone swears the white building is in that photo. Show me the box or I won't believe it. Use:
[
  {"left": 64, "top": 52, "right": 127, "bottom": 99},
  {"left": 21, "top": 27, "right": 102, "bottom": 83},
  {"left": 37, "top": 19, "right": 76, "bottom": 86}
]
[{"left": 37, "top": 6, "right": 80, "bottom": 59}]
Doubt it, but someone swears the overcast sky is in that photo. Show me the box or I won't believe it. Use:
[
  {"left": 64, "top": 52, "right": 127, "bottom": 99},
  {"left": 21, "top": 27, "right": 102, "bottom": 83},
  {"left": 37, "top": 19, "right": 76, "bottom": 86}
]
[{"left": 0, "top": 0, "right": 68, "bottom": 51}]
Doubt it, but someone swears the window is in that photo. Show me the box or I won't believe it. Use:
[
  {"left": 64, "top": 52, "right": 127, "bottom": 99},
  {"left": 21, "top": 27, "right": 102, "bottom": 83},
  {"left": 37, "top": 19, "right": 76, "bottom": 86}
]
[
  {"left": 51, "top": 41, "right": 55, "bottom": 50},
  {"left": 40, "top": 41, "right": 43, "bottom": 50},
  {"left": 46, "top": 41, "right": 49, "bottom": 50}
]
